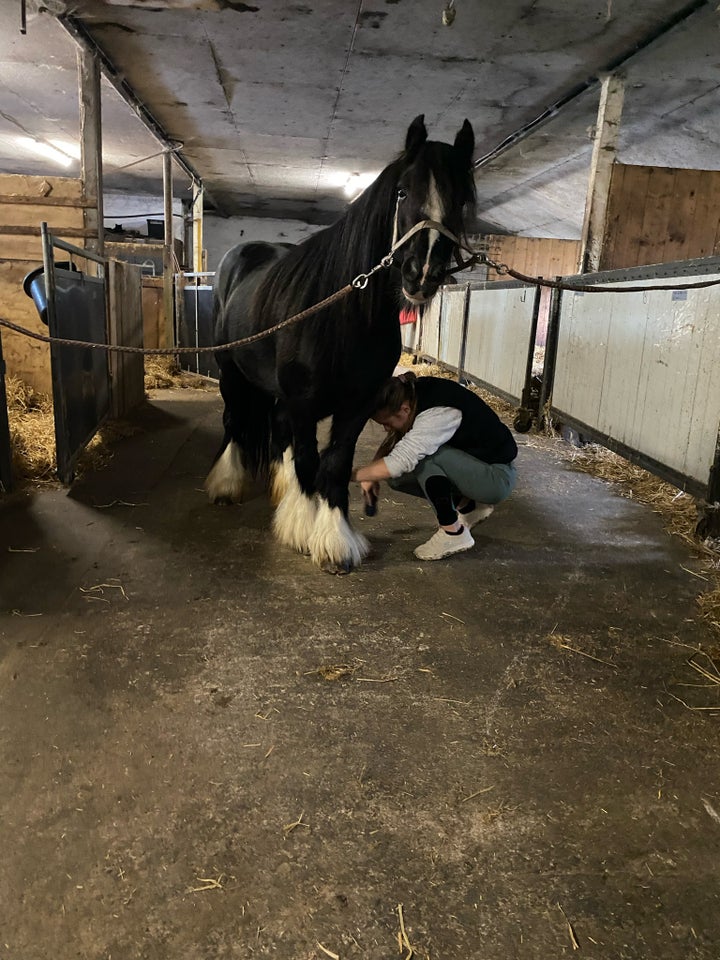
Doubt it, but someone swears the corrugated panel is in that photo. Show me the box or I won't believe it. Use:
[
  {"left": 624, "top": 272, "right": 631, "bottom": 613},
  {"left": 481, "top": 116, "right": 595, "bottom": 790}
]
[
  {"left": 437, "top": 288, "right": 465, "bottom": 367},
  {"left": 418, "top": 283, "right": 536, "bottom": 403},
  {"left": 553, "top": 274, "right": 720, "bottom": 488},
  {"left": 420, "top": 295, "right": 441, "bottom": 359},
  {"left": 463, "top": 285, "right": 536, "bottom": 401}
]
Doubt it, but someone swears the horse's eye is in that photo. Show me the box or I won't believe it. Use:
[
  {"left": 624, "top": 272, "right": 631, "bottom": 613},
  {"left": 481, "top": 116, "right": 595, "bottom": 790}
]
[{"left": 397, "top": 188, "right": 407, "bottom": 201}]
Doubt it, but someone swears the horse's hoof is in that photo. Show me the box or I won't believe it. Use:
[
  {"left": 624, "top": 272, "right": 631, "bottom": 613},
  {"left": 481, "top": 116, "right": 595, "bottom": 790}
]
[
  {"left": 321, "top": 559, "right": 353, "bottom": 576},
  {"left": 211, "top": 495, "right": 235, "bottom": 506}
]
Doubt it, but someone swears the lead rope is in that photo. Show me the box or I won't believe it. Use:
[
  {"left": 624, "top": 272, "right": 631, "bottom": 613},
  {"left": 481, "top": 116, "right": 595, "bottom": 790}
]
[
  {"left": 4, "top": 219, "right": 720, "bottom": 355},
  {"left": 0, "top": 217, "right": 445, "bottom": 356}
]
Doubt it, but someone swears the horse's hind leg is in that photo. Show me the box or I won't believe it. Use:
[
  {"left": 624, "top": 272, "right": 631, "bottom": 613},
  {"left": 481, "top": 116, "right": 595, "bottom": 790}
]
[
  {"left": 205, "top": 360, "right": 260, "bottom": 504},
  {"left": 206, "top": 428, "right": 245, "bottom": 504}
]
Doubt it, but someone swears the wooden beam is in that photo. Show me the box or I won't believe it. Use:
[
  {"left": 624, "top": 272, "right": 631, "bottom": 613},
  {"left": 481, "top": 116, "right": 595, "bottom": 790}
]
[
  {"left": 0, "top": 195, "right": 95, "bottom": 208},
  {"left": 192, "top": 182, "right": 204, "bottom": 273},
  {"left": 579, "top": 73, "right": 625, "bottom": 274},
  {"left": 77, "top": 44, "right": 104, "bottom": 257},
  {"left": 162, "top": 150, "right": 174, "bottom": 348},
  {"left": 60, "top": 16, "right": 216, "bottom": 213},
  {"left": 0, "top": 225, "right": 98, "bottom": 238}
]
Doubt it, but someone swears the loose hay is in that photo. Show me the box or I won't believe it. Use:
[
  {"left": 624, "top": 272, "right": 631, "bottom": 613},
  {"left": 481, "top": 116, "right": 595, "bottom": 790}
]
[
  {"left": 5, "top": 374, "right": 138, "bottom": 485},
  {"left": 144, "top": 355, "right": 181, "bottom": 389},
  {"left": 6, "top": 376, "right": 56, "bottom": 481},
  {"left": 313, "top": 663, "right": 356, "bottom": 682},
  {"left": 6, "top": 355, "right": 212, "bottom": 486},
  {"left": 144, "top": 355, "right": 216, "bottom": 391},
  {"left": 697, "top": 586, "right": 720, "bottom": 629}
]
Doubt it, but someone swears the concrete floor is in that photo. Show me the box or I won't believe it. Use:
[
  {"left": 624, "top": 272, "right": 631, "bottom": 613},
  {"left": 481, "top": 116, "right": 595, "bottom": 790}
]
[{"left": 1, "top": 388, "right": 719, "bottom": 960}]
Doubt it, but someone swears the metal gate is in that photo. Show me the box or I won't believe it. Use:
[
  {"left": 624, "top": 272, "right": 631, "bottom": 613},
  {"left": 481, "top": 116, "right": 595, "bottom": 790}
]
[
  {"left": 0, "top": 327, "right": 12, "bottom": 493},
  {"left": 24, "top": 225, "right": 112, "bottom": 484},
  {"left": 176, "top": 272, "right": 219, "bottom": 379}
]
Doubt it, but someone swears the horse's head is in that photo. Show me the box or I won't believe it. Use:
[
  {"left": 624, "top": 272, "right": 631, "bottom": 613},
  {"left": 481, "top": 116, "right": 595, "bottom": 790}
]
[{"left": 393, "top": 115, "right": 476, "bottom": 305}]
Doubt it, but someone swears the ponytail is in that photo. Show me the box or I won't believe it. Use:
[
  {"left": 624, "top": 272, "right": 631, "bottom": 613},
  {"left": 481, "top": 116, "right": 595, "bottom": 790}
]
[
  {"left": 373, "top": 370, "right": 417, "bottom": 414},
  {"left": 373, "top": 371, "right": 418, "bottom": 459}
]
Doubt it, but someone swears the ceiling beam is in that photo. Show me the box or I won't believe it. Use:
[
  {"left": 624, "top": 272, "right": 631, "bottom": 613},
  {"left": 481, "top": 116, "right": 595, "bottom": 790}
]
[
  {"left": 474, "top": 0, "right": 709, "bottom": 170},
  {"left": 58, "top": 14, "right": 223, "bottom": 214}
]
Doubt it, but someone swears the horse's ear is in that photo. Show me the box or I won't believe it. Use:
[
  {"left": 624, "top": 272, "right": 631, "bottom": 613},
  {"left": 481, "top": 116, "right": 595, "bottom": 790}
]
[
  {"left": 405, "top": 115, "right": 428, "bottom": 158},
  {"left": 454, "top": 119, "right": 475, "bottom": 165}
]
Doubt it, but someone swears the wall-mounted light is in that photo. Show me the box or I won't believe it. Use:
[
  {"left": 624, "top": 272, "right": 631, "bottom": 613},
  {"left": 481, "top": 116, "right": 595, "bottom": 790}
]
[{"left": 16, "top": 136, "right": 75, "bottom": 168}]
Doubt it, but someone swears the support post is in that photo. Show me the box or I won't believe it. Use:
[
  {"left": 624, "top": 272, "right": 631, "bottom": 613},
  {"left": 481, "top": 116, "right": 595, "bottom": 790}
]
[
  {"left": 513, "top": 284, "right": 543, "bottom": 432},
  {"left": 536, "top": 282, "right": 562, "bottom": 431},
  {"left": 578, "top": 73, "right": 625, "bottom": 274},
  {"left": 77, "top": 44, "right": 104, "bottom": 257},
  {"left": 163, "top": 149, "right": 174, "bottom": 348},
  {"left": 456, "top": 281, "right": 471, "bottom": 383},
  {"left": 192, "top": 182, "right": 204, "bottom": 273}
]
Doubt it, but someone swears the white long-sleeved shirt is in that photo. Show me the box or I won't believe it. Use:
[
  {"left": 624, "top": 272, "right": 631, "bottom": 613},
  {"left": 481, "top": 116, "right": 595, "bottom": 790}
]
[{"left": 383, "top": 406, "right": 462, "bottom": 478}]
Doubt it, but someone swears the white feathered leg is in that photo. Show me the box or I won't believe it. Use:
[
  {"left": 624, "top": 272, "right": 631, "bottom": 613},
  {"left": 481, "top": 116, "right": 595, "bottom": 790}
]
[
  {"left": 308, "top": 499, "right": 370, "bottom": 571},
  {"left": 205, "top": 441, "right": 245, "bottom": 503},
  {"left": 272, "top": 448, "right": 318, "bottom": 554}
]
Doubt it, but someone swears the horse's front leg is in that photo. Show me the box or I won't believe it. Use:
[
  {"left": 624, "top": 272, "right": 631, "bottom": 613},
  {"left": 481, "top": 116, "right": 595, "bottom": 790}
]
[
  {"left": 310, "top": 414, "right": 370, "bottom": 575},
  {"left": 271, "top": 409, "right": 319, "bottom": 556}
]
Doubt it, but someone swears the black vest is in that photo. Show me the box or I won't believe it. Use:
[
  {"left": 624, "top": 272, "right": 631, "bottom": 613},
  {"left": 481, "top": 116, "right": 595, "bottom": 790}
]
[{"left": 414, "top": 377, "right": 518, "bottom": 465}]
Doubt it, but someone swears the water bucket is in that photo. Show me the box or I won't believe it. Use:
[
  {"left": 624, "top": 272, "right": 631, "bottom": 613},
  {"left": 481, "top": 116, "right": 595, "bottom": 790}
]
[{"left": 23, "top": 262, "right": 78, "bottom": 326}]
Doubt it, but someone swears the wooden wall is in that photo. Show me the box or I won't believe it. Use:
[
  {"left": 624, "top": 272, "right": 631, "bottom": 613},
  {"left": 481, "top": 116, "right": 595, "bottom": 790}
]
[
  {"left": 141, "top": 277, "right": 167, "bottom": 349},
  {"left": 484, "top": 235, "right": 581, "bottom": 282},
  {"left": 601, "top": 164, "right": 720, "bottom": 270},
  {"left": 108, "top": 260, "right": 145, "bottom": 418},
  {"left": 105, "top": 238, "right": 183, "bottom": 348},
  {"left": 0, "top": 174, "right": 87, "bottom": 394}
]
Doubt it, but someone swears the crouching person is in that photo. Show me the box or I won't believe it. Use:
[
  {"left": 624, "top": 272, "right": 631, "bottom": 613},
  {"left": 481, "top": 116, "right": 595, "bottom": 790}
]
[{"left": 352, "top": 371, "right": 517, "bottom": 560}]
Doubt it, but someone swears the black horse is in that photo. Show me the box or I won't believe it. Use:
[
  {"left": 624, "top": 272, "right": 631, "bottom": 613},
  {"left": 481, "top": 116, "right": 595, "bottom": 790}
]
[{"left": 206, "top": 115, "right": 476, "bottom": 573}]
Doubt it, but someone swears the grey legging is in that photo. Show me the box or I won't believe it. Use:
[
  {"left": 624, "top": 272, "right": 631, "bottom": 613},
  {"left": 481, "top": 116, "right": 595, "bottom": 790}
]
[{"left": 388, "top": 445, "right": 517, "bottom": 507}]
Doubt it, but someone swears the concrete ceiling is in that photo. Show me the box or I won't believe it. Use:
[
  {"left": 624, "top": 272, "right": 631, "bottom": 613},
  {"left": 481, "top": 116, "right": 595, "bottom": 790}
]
[{"left": 0, "top": 0, "right": 717, "bottom": 238}]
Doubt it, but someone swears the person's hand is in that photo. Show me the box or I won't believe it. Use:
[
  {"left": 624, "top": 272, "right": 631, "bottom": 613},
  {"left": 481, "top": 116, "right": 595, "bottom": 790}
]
[{"left": 361, "top": 480, "right": 380, "bottom": 517}]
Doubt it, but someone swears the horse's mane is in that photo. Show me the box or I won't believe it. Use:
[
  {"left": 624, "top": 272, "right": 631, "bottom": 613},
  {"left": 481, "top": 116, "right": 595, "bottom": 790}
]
[
  {"left": 252, "top": 137, "right": 476, "bottom": 335},
  {"left": 255, "top": 156, "right": 407, "bottom": 328}
]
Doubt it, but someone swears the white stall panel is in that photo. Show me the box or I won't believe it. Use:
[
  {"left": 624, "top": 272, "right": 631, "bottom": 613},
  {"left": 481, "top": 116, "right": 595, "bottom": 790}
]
[
  {"left": 463, "top": 285, "right": 536, "bottom": 401},
  {"left": 553, "top": 274, "right": 720, "bottom": 488},
  {"left": 420, "top": 295, "right": 441, "bottom": 359},
  {"left": 437, "top": 288, "right": 465, "bottom": 367}
]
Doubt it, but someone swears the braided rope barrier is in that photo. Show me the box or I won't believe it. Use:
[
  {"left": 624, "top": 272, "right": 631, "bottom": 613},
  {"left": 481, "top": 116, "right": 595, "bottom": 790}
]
[{"left": 3, "top": 224, "right": 720, "bottom": 356}]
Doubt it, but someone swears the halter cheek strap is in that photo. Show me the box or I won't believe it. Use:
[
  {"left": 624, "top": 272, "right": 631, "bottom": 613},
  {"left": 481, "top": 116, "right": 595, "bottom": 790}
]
[
  {"left": 390, "top": 190, "right": 462, "bottom": 254},
  {"left": 351, "top": 200, "right": 471, "bottom": 290}
]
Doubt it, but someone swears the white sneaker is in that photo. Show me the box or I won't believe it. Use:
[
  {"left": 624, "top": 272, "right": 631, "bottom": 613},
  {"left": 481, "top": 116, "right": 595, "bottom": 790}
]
[
  {"left": 458, "top": 503, "right": 494, "bottom": 529},
  {"left": 414, "top": 525, "right": 475, "bottom": 561}
]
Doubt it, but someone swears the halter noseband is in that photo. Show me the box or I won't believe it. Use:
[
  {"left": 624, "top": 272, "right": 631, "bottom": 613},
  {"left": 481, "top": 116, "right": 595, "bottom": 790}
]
[{"left": 351, "top": 195, "right": 480, "bottom": 290}]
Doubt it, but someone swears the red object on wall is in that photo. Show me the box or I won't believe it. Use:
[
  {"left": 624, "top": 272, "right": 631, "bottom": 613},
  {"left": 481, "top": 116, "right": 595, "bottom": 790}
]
[{"left": 399, "top": 306, "right": 417, "bottom": 325}]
